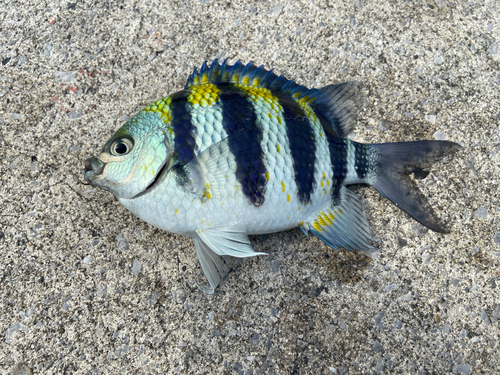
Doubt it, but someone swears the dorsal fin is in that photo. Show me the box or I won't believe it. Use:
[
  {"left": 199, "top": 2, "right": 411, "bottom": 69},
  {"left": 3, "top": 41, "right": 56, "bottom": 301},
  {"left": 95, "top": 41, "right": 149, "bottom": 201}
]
[
  {"left": 309, "top": 82, "right": 362, "bottom": 139},
  {"left": 185, "top": 61, "right": 361, "bottom": 139},
  {"left": 184, "top": 60, "right": 310, "bottom": 97}
]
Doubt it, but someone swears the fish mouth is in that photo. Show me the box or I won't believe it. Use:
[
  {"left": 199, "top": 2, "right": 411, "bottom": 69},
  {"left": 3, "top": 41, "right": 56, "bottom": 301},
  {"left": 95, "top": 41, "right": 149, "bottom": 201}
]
[
  {"left": 84, "top": 154, "right": 171, "bottom": 198},
  {"left": 84, "top": 157, "right": 105, "bottom": 184}
]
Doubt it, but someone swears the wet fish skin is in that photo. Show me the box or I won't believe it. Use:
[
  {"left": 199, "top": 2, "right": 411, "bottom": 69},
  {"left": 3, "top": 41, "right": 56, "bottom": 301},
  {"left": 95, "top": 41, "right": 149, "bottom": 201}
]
[{"left": 84, "top": 60, "right": 461, "bottom": 293}]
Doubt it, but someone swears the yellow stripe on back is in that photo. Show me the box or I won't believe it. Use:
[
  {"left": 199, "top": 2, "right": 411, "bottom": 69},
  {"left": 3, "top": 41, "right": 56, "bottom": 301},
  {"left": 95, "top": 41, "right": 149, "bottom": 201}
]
[
  {"left": 187, "top": 84, "right": 221, "bottom": 108},
  {"left": 144, "top": 96, "right": 173, "bottom": 124},
  {"left": 293, "top": 92, "right": 318, "bottom": 123},
  {"left": 235, "top": 84, "right": 283, "bottom": 113}
]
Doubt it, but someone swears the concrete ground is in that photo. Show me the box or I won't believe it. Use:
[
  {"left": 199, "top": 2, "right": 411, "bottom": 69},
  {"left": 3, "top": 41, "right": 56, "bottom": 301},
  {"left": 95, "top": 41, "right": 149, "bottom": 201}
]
[{"left": 1, "top": 0, "right": 499, "bottom": 374}]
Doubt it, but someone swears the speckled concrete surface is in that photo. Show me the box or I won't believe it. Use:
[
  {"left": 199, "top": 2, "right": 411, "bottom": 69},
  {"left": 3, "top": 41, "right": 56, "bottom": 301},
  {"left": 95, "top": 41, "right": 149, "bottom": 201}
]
[{"left": 1, "top": 0, "right": 499, "bottom": 374}]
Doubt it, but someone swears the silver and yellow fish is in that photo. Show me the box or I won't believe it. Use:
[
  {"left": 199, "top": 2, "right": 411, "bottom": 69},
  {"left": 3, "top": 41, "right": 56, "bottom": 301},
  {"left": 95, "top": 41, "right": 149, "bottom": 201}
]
[{"left": 84, "top": 60, "right": 460, "bottom": 293}]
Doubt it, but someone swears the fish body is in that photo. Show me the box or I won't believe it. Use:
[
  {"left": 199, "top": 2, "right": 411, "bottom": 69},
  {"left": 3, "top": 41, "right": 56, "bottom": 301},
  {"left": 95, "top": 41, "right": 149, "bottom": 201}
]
[
  {"left": 85, "top": 60, "right": 460, "bottom": 293},
  {"left": 115, "top": 85, "right": 359, "bottom": 236}
]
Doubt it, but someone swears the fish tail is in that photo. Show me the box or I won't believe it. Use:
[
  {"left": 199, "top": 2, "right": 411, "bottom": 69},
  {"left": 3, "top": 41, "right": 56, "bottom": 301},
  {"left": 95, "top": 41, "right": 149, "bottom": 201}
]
[{"left": 368, "top": 140, "right": 462, "bottom": 233}]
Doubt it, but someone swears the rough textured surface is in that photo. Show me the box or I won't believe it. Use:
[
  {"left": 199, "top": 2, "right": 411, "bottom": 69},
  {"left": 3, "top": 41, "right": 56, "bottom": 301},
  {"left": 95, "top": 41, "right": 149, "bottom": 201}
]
[{"left": 1, "top": 0, "right": 499, "bottom": 374}]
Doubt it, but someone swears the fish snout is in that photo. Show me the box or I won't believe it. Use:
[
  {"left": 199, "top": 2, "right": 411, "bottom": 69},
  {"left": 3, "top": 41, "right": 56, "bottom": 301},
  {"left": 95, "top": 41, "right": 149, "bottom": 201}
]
[{"left": 84, "top": 157, "right": 105, "bottom": 182}]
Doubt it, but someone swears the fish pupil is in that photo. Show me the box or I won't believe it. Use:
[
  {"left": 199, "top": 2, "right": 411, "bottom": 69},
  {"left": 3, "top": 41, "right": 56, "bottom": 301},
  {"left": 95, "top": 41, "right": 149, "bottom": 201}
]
[{"left": 115, "top": 142, "right": 128, "bottom": 154}]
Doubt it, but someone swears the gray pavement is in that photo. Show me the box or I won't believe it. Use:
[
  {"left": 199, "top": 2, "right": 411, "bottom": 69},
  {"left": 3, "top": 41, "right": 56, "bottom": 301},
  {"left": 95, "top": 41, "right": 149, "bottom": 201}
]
[{"left": 1, "top": 0, "right": 499, "bottom": 373}]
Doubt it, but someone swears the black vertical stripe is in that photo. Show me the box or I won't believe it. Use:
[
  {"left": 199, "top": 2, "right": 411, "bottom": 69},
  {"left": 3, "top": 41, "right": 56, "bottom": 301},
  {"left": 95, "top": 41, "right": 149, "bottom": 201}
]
[
  {"left": 325, "top": 133, "right": 347, "bottom": 201},
  {"left": 277, "top": 95, "right": 317, "bottom": 205},
  {"left": 353, "top": 141, "right": 369, "bottom": 180},
  {"left": 169, "top": 91, "right": 197, "bottom": 165},
  {"left": 219, "top": 88, "right": 267, "bottom": 206}
]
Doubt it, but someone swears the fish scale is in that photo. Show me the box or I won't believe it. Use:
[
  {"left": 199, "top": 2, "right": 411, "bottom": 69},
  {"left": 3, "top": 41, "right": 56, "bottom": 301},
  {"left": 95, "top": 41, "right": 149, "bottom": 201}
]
[{"left": 85, "top": 60, "right": 461, "bottom": 293}]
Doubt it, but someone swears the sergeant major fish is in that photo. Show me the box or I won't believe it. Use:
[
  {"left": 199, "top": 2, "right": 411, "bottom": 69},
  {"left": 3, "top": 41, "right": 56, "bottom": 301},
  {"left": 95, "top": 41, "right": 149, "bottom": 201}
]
[{"left": 84, "top": 60, "right": 461, "bottom": 293}]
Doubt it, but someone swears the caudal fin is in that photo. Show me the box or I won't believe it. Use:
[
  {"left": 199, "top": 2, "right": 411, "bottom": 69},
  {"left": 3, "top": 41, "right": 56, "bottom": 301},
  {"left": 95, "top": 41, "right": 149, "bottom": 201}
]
[{"left": 370, "top": 141, "right": 461, "bottom": 233}]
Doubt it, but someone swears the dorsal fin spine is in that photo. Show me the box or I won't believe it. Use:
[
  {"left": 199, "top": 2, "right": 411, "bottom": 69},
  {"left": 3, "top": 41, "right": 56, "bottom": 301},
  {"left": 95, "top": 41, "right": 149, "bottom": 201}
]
[
  {"left": 289, "top": 87, "right": 301, "bottom": 97},
  {"left": 259, "top": 69, "right": 278, "bottom": 88},
  {"left": 245, "top": 65, "right": 258, "bottom": 85},
  {"left": 185, "top": 66, "right": 199, "bottom": 89},
  {"left": 208, "top": 60, "right": 221, "bottom": 82},
  {"left": 239, "top": 62, "right": 257, "bottom": 85},
  {"left": 199, "top": 61, "right": 209, "bottom": 84},
  {"left": 281, "top": 79, "right": 297, "bottom": 93},
  {"left": 220, "top": 59, "right": 231, "bottom": 83},
  {"left": 269, "top": 75, "right": 288, "bottom": 91},
  {"left": 250, "top": 65, "right": 268, "bottom": 86},
  {"left": 200, "top": 61, "right": 209, "bottom": 74},
  {"left": 184, "top": 60, "right": 311, "bottom": 101},
  {"left": 228, "top": 60, "right": 244, "bottom": 83},
  {"left": 301, "top": 88, "right": 319, "bottom": 100}
]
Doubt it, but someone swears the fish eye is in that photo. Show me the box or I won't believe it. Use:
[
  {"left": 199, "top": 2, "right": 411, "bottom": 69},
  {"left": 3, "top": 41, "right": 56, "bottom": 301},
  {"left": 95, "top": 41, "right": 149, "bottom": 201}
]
[{"left": 110, "top": 137, "right": 134, "bottom": 156}]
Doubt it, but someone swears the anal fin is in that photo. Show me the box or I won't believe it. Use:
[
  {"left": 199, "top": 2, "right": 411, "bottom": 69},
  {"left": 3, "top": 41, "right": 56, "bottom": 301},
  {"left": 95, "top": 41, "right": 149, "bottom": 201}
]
[{"left": 301, "top": 187, "right": 379, "bottom": 258}]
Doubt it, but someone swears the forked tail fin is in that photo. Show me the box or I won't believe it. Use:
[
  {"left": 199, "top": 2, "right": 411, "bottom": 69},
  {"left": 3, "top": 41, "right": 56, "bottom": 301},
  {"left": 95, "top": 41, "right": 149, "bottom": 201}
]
[{"left": 369, "top": 141, "right": 462, "bottom": 233}]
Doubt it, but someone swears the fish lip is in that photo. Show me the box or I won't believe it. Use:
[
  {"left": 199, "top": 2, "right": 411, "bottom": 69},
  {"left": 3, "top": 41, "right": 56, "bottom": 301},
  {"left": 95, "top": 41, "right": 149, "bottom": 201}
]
[{"left": 84, "top": 157, "right": 105, "bottom": 183}]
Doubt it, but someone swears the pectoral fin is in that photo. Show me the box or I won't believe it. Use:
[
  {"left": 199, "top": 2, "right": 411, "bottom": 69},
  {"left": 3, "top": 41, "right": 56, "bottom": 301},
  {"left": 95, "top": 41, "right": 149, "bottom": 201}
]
[
  {"left": 193, "top": 238, "right": 229, "bottom": 294},
  {"left": 177, "top": 129, "right": 265, "bottom": 204},
  {"left": 176, "top": 135, "right": 238, "bottom": 198},
  {"left": 196, "top": 222, "right": 266, "bottom": 257}
]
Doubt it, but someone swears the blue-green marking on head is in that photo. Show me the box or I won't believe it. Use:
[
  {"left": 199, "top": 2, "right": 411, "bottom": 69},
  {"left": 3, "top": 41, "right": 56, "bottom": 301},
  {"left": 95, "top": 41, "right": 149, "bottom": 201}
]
[{"left": 84, "top": 111, "right": 170, "bottom": 199}]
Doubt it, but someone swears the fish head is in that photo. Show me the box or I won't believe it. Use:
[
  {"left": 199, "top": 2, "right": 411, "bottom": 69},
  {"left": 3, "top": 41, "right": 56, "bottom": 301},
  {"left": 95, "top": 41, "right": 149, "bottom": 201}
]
[{"left": 84, "top": 113, "right": 171, "bottom": 199}]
